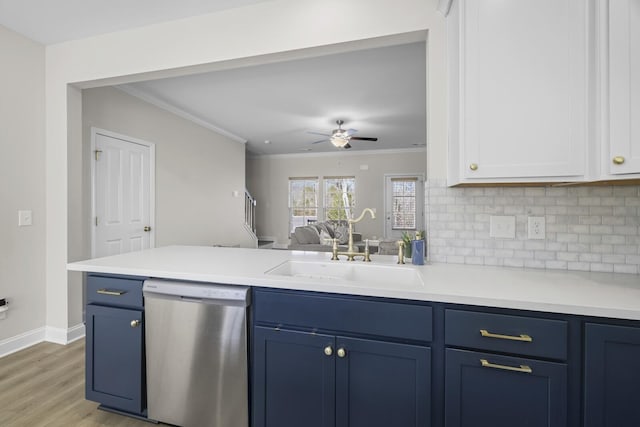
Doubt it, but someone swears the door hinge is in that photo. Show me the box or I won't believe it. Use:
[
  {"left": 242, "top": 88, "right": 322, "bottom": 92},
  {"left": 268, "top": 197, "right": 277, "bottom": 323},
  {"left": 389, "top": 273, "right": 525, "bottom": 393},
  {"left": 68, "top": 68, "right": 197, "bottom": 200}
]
[
  {"left": 95, "top": 150, "right": 102, "bottom": 161},
  {"left": 95, "top": 217, "right": 98, "bottom": 226}
]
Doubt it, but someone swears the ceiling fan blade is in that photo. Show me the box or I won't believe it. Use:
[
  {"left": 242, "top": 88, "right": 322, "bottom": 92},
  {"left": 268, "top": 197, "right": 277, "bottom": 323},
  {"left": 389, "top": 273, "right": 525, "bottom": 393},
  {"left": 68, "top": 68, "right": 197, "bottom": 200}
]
[
  {"left": 311, "top": 139, "right": 328, "bottom": 144},
  {"left": 307, "top": 131, "right": 331, "bottom": 137},
  {"left": 343, "top": 143, "right": 352, "bottom": 149},
  {"left": 350, "top": 137, "right": 378, "bottom": 141},
  {"left": 344, "top": 128, "right": 358, "bottom": 137}
]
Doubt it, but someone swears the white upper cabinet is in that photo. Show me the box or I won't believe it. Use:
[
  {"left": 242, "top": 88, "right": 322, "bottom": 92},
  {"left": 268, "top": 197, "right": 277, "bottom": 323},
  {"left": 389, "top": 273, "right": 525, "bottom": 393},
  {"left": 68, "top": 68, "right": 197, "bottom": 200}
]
[
  {"left": 600, "top": 0, "right": 640, "bottom": 177},
  {"left": 445, "top": 0, "right": 591, "bottom": 184}
]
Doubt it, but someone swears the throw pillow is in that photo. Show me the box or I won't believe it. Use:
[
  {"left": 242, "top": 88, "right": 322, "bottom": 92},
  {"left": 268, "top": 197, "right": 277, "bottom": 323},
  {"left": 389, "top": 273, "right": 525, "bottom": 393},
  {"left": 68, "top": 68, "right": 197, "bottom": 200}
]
[
  {"left": 335, "top": 225, "right": 350, "bottom": 245},
  {"left": 316, "top": 222, "right": 335, "bottom": 239},
  {"left": 319, "top": 229, "right": 333, "bottom": 246},
  {"left": 294, "top": 226, "right": 320, "bottom": 244}
]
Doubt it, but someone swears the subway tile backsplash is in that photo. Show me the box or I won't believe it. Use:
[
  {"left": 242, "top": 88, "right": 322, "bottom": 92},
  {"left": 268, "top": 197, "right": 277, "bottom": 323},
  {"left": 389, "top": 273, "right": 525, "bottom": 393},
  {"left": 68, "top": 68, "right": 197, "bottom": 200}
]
[{"left": 426, "top": 180, "right": 640, "bottom": 274}]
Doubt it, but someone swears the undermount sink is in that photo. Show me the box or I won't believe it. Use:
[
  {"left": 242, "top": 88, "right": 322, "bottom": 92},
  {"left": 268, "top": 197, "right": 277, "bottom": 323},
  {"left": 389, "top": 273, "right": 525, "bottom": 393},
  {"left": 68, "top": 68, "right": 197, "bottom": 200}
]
[{"left": 265, "top": 260, "right": 424, "bottom": 288}]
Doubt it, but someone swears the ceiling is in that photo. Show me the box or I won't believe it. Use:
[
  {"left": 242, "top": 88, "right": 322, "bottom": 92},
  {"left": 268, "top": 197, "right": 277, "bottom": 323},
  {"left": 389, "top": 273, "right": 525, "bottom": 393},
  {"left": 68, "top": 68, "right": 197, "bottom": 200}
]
[
  {"left": 0, "top": 0, "right": 271, "bottom": 45},
  {"left": 121, "top": 42, "right": 426, "bottom": 156},
  {"left": 0, "top": 0, "right": 426, "bottom": 156}
]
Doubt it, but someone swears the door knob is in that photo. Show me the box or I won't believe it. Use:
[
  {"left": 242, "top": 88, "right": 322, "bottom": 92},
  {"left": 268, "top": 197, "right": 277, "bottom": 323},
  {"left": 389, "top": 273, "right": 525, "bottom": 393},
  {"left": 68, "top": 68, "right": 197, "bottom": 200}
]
[
  {"left": 130, "top": 320, "right": 141, "bottom": 328},
  {"left": 469, "top": 163, "right": 478, "bottom": 171},
  {"left": 337, "top": 348, "right": 346, "bottom": 358},
  {"left": 324, "top": 346, "right": 333, "bottom": 356},
  {"left": 144, "top": 226, "right": 151, "bottom": 232}
]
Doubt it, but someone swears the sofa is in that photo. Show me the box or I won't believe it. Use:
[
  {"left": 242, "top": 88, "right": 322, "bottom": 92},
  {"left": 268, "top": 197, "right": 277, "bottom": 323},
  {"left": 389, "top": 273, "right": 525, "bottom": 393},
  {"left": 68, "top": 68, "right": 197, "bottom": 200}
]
[{"left": 288, "top": 221, "right": 363, "bottom": 252}]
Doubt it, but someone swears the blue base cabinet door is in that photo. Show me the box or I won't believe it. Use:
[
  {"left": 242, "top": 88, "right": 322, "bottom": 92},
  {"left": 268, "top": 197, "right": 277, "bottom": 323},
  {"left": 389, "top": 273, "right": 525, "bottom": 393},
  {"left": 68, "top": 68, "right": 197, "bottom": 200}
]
[
  {"left": 85, "top": 304, "right": 144, "bottom": 415},
  {"left": 252, "top": 326, "right": 336, "bottom": 427},
  {"left": 335, "top": 337, "right": 431, "bottom": 427},
  {"left": 584, "top": 323, "right": 640, "bottom": 427},
  {"left": 445, "top": 348, "right": 567, "bottom": 427}
]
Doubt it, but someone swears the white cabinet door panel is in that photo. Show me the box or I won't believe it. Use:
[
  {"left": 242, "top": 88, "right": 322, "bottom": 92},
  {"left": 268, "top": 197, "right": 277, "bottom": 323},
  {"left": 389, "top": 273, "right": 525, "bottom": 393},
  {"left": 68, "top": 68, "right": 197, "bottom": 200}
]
[
  {"left": 459, "top": 0, "right": 588, "bottom": 180},
  {"left": 608, "top": 0, "right": 640, "bottom": 175}
]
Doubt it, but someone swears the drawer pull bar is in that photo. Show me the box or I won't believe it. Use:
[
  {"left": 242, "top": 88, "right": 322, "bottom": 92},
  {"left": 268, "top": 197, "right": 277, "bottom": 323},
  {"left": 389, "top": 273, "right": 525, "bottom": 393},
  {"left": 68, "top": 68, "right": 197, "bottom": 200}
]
[
  {"left": 96, "top": 288, "right": 127, "bottom": 296},
  {"left": 480, "top": 359, "right": 532, "bottom": 374},
  {"left": 480, "top": 329, "right": 532, "bottom": 342}
]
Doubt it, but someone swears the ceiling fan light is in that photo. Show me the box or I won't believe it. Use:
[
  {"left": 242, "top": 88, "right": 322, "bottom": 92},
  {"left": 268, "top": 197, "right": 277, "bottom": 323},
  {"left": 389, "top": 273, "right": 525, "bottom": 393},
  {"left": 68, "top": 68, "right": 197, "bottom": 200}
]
[{"left": 330, "top": 136, "right": 349, "bottom": 148}]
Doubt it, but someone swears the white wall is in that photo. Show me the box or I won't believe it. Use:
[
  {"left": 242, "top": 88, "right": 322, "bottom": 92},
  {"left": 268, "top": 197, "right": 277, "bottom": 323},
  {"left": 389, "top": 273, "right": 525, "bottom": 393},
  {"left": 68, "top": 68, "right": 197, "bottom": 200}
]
[
  {"left": 44, "top": 0, "right": 445, "bottom": 331},
  {"left": 81, "top": 86, "right": 249, "bottom": 248},
  {"left": 247, "top": 149, "right": 427, "bottom": 244},
  {"left": 0, "top": 25, "right": 46, "bottom": 342}
]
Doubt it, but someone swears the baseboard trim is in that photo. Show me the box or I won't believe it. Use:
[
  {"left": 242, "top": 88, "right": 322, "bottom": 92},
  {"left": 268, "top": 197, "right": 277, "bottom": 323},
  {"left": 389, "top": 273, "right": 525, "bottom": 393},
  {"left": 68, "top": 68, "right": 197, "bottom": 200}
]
[
  {"left": 66, "top": 323, "right": 86, "bottom": 343},
  {"left": 0, "top": 323, "right": 87, "bottom": 358},
  {"left": 0, "top": 327, "right": 46, "bottom": 358},
  {"left": 45, "top": 323, "right": 85, "bottom": 345}
]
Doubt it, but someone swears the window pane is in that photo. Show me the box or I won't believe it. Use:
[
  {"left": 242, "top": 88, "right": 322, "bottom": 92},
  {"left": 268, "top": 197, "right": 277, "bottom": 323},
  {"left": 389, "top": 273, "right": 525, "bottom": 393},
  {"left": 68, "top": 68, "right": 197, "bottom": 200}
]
[
  {"left": 289, "top": 178, "right": 319, "bottom": 233},
  {"left": 324, "top": 177, "right": 355, "bottom": 221},
  {"left": 392, "top": 178, "right": 417, "bottom": 230}
]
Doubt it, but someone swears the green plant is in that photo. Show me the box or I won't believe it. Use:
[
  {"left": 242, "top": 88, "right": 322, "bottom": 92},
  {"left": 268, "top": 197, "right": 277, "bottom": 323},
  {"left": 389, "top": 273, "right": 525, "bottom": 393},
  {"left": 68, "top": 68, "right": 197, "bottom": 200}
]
[{"left": 401, "top": 231, "right": 426, "bottom": 258}]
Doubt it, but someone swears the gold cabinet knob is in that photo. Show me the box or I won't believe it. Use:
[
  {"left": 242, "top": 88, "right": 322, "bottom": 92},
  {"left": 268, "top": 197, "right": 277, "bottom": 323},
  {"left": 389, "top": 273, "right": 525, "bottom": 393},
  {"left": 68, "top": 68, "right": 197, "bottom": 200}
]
[
  {"left": 130, "top": 320, "right": 141, "bottom": 328},
  {"left": 469, "top": 163, "right": 478, "bottom": 171},
  {"left": 144, "top": 226, "right": 152, "bottom": 232},
  {"left": 337, "top": 348, "right": 346, "bottom": 358},
  {"left": 324, "top": 346, "right": 333, "bottom": 356},
  {"left": 612, "top": 156, "right": 625, "bottom": 165}
]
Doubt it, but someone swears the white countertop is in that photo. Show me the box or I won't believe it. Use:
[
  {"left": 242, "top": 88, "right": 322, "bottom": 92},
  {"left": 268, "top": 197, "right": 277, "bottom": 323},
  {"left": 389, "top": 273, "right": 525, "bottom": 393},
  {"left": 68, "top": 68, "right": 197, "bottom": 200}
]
[{"left": 67, "top": 245, "right": 640, "bottom": 320}]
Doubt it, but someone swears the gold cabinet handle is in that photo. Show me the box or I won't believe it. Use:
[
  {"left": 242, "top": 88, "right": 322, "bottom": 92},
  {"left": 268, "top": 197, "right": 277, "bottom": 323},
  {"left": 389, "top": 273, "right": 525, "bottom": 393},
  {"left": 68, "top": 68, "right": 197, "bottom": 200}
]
[
  {"left": 480, "top": 329, "right": 532, "bottom": 342},
  {"left": 130, "top": 320, "right": 141, "bottom": 328},
  {"left": 481, "top": 359, "right": 532, "bottom": 374},
  {"left": 469, "top": 163, "right": 478, "bottom": 171},
  {"left": 612, "top": 156, "right": 625, "bottom": 165},
  {"left": 337, "top": 348, "right": 347, "bottom": 358},
  {"left": 97, "top": 288, "right": 126, "bottom": 296},
  {"left": 324, "top": 346, "right": 333, "bottom": 356},
  {"left": 144, "top": 226, "right": 152, "bottom": 232}
]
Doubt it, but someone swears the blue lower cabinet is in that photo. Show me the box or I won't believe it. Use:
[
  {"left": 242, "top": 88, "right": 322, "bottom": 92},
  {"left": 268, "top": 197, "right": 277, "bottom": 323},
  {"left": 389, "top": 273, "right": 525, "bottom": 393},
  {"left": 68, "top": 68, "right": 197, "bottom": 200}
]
[
  {"left": 335, "top": 337, "right": 431, "bottom": 427},
  {"left": 252, "top": 326, "right": 336, "bottom": 427},
  {"left": 584, "top": 323, "right": 640, "bottom": 427},
  {"left": 445, "top": 348, "right": 567, "bottom": 427},
  {"left": 252, "top": 326, "right": 431, "bottom": 427},
  {"left": 85, "top": 304, "right": 144, "bottom": 415}
]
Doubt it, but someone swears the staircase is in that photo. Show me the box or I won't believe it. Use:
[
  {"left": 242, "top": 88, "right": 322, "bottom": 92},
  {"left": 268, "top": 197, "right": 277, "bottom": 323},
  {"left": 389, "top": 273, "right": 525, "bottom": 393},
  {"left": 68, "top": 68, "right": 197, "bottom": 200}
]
[{"left": 244, "top": 189, "right": 258, "bottom": 248}]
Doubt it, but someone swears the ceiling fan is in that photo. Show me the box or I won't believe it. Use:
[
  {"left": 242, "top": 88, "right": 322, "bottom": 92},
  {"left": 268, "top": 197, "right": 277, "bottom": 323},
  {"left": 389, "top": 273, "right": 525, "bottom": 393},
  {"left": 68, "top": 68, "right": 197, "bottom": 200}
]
[{"left": 308, "top": 120, "right": 379, "bottom": 149}]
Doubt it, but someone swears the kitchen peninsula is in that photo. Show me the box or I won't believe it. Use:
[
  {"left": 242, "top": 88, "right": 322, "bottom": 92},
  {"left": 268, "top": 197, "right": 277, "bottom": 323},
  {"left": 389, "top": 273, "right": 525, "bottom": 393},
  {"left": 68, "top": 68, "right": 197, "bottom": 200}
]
[{"left": 68, "top": 245, "right": 640, "bottom": 427}]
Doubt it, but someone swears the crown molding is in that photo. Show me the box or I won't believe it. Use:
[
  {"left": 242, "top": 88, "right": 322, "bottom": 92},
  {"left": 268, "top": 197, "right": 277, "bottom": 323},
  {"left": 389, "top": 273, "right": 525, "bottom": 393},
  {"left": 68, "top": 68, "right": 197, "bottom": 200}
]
[
  {"left": 248, "top": 147, "right": 426, "bottom": 160},
  {"left": 438, "top": 0, "right": 453, "bottom": 16},
  {"left": 115, "top": 85, "right": 247, "bottom": 144}
]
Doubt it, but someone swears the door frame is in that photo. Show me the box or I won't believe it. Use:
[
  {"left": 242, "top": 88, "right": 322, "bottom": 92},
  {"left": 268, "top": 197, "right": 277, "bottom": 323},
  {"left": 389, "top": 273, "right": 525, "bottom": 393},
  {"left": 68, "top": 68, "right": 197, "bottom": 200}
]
[
  {"left": 90, "top": 127, "right": 156, "bottom": 258},
  {"left": 382, "top": 173, "right": 425, "bottom": 240}
]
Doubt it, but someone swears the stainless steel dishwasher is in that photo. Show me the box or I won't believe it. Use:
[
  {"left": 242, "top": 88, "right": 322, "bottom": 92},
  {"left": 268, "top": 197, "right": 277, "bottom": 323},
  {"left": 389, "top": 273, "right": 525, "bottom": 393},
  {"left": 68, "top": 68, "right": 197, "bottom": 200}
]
[{"left": 143, "top": 279, "right": 250, "bottom": 427}]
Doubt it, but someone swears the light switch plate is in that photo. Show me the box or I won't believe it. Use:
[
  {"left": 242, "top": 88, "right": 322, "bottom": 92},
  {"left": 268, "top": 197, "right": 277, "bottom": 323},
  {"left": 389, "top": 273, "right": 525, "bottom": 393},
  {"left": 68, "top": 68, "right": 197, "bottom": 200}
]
[
  {"left": 490, "top": 215, "right": 516, "bottom": 239},
  {"left": 18, "top": 210, "right": 32, "bottom": 227}
]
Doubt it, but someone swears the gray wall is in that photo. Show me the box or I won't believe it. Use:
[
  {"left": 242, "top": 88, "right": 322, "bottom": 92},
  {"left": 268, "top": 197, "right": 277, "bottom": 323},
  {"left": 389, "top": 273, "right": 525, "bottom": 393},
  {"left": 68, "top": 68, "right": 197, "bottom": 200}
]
[
  {"left": 247, "top": 149, "right": 427, "bottom": 244},
  {"left": 79, "top": 86, "right": 251, "bottom": 251},
  {"left": 0, "top": 25, "right": 46, "bottom": 341}
]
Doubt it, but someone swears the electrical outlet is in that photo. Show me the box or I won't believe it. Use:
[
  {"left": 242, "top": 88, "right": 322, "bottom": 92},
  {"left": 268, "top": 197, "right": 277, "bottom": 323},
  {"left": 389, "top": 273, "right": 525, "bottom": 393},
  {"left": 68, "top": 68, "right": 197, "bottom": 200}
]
[
  {"left": 528, "top": 216, "right": 546, "bottom": 240},
  {"left": 489, "top": 215, "right": 516, "bottom": 239},
  {"left": 18, "top": 210, "right": 32, "bottom": 227},
  {"left": 0, "top": 298, "right": 7, "bottom": 320}
]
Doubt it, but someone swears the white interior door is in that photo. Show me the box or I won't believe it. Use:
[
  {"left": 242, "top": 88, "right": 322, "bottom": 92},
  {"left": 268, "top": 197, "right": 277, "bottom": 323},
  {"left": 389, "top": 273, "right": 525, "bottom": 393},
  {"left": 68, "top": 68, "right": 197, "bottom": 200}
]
[
  {"left": 384, "top": 174, "right": 424, "bottom": 240},
  {"left": 92, "top": 129, "right": 155, "bottom": 258}
]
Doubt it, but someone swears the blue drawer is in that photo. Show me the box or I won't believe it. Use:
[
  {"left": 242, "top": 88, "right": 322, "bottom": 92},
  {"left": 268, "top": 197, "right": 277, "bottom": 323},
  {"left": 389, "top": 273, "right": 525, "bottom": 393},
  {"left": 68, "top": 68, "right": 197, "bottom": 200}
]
[
  {"left": 87, "top": 275, "right": 144, "bottom": 309},
  {"left": 254, "top": 289, "right": 432, "bottom": 342},
  {"left": 445, "top": 309, "right": 568, "bottom": 360}
]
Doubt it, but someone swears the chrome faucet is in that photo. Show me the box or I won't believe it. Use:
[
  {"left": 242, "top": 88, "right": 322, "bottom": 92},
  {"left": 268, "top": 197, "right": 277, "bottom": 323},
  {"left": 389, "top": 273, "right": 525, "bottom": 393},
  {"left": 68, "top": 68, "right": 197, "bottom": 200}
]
[{"left": 332, "top": 208, "right": 376, "bottom": 261}]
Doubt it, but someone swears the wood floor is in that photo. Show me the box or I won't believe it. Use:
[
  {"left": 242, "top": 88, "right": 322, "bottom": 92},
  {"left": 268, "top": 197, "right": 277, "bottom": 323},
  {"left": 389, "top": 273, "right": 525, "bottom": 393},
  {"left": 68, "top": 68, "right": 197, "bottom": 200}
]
[{"left": 0, "top": 339, "right": 154, "bottom": 427}]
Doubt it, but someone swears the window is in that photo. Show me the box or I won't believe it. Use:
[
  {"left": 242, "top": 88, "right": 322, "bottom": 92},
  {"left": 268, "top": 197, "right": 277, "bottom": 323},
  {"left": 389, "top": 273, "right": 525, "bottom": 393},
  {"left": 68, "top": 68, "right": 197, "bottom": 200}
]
[
  {"left": 289, "top": 178, "right": 318, "bottom": 232},
  {"left": 391, "top": 177, "right": 418, "bottom": 230},
  {"left": 324, "top": 177, "right": 355, "bottom": 221}
]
